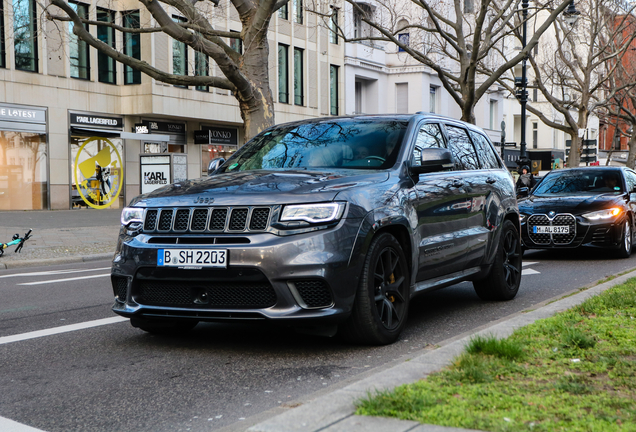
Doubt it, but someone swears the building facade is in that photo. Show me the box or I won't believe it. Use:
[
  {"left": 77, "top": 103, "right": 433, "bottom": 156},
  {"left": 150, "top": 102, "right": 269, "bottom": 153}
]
[{"left": 0, "top": 0, "right": 344, "bottom": 210}]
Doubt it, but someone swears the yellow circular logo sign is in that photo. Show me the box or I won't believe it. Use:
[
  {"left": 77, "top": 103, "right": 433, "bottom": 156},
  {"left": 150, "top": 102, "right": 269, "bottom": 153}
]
[{"left": 73, "top": 137, "right": 123, "bottom": 209}]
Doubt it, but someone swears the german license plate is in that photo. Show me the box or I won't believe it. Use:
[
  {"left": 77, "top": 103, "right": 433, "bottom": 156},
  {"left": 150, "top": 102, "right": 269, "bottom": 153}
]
[
  {"left": 157, "top": 249, "right": 228, "bottom": 268},
  {"left": 533, "top": 225, "right": 569, "bottom": 234}
]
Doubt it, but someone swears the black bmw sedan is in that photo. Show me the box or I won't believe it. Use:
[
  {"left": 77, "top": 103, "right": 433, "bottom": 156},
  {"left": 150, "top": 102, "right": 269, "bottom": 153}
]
[{"left": 518, "top": 167, "right": 636, "bottom": 257}]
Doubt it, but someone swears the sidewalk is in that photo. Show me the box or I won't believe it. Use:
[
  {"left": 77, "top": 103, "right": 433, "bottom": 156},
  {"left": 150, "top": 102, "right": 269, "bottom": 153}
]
[{"left": 0, "top": 209, "right": 121, "bottom": 269}]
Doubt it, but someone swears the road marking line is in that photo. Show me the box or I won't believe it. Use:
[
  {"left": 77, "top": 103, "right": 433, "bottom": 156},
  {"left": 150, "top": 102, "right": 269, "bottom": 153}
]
[
  {"left": 17, "top": 274, "right": 110, "bottom": 286},
  {"left": 522, "top": 261, "right": 538, "bottom": 266},
  {"left": 522, "top": 268, "right": 540, "bottom": 275},
  {"left": 0, "top": 416, "right": 45, "bottom": 432},
  {"left": 0, "top": 316, "right": 128, "bottom": 345},
  {"left": 0, "top": 267, "right": 111, "bottom": 279}
]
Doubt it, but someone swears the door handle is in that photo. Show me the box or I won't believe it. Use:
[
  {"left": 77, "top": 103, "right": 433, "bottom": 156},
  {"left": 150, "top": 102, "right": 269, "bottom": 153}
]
[
  {"left": 450, "top": 180, "right": 463, "bottom": 188},
  {"left": 486, "top": 177, "right": 497, "bottom": 184}
]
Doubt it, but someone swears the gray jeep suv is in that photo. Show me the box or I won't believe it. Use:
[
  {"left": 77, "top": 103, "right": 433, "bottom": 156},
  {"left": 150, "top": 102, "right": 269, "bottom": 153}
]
[{"left": 112, "top": 114, "right": 522, "bottom": 345}]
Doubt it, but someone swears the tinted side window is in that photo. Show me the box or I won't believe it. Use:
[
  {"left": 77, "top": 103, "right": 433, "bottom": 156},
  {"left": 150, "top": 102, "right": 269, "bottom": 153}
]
[
  {"left": 412, "top": 123, "right": 445, "bottom": 166},
  {"left": 625, "top": 170, "right": 636, "bottom": 192},
  {"left": 469, "top": 130, "right": 501, "bottom": 169},
  {"left": 445, "top": 125, "right": 479, "bottom": 170}
]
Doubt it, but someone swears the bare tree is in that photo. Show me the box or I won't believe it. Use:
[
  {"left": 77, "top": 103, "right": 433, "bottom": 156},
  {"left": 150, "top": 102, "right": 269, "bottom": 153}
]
[
  {"left": 311, "top": 0, "right": 573, "bottom": 124},
  {"left": 503, "top": 0, "right": 636, "bottom": 167},
  {"left": 46, "top": 0, "right": 289, "bottom": 140}
]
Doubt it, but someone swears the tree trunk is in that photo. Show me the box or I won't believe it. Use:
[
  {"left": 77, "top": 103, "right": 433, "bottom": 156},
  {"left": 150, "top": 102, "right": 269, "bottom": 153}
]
[
  {"left": 568, "top": 135, "right": 581, "bottom": 167},
  {"left": 627, "top": 132, "right": 636, "bottom": 169}
]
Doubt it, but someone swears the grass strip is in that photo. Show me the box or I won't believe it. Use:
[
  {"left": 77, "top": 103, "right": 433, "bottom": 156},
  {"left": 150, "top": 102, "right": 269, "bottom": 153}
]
[{"left": 356, "top": 278, "right": 636, "bottom": 431}]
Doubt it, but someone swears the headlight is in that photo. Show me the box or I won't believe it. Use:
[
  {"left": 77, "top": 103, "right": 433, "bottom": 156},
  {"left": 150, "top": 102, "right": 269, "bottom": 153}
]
[
  {"left": 519, "top": 214, "right": 527, "bottom": 223},
  {"left": 582, "top": 208, "right": 621, "bottom": 221},
  {"left": 121, "top": 207, "right": 144, "bottom": 227},
  {"left": 280, "top": 202, "right": 345, "bottom": 224}
]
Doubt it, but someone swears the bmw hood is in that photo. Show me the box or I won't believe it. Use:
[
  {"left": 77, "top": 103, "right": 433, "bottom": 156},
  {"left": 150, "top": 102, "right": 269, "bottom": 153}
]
[
  {"left": 129, "top": 170, "right": 390, "bottom": 207},
  {"left": 518, "top": 193, "right": 625, "bottom": 215}
]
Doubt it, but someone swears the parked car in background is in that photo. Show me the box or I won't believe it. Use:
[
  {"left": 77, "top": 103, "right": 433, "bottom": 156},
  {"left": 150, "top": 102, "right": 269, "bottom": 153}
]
[
  {"left": 518, "top": 167, "right": 636, "bottom": 257},
  {"left": 112, "top": 114, "right": 522, "bottom": 345}
]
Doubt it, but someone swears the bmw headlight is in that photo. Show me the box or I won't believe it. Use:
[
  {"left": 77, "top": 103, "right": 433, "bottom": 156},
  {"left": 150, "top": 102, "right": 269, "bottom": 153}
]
[
  {"left": 582, "top": 208, "right": 621, "bottom": 221},
  {"left": 280, "top": 202, "right": 345, "bottom": 224},
  {"left": 121, "top": 207, "right": 144, "bottom": 227}
]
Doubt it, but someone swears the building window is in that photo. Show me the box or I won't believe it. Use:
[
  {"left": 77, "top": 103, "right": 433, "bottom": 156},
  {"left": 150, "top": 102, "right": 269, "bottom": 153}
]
[
  {"left": 329, "top": 11, "right": 338, "bottom": 44},
  {"left": 0, "top": 2, "right": 5, "bottom": 68},
  {"left": 14, "top": 0, "right": 38, "bottom": 72},
  {"left": 398, "top": 33, "right": 409, "bottom": 52},
  {"left": 430, "top": 86, "right": 437, "bottom": 113},
  {"left": 97, "top": 8, "right": 116, "bottom": 84},
  {"left": 279, "top": 2, "right": 288, "bottom": 20},
  {"left": 123, "top": 11, "right": 141, "bottom": 84},
  {"left": 230, "top": 30, "right": 242, "bottom": 54},
  {"left": 532, "top": 122, "right": 538, "bottom": 149},
  {"left": 396, "top": 83, "right": 408, "bottom": 113},
  {"left": 353, "top": 4, "right": 373, "bottom": 39},
  {"left": 172, "top": 16, "right": 188, "bottom": 87},
  {"left": 489, "top": 100, "right": 497, "bottom": 130},
  {"left": 464, "top": 0, "right": 474, "bottom": 13},
  {"left": 278, "top": 44, "right": 289, "bottom": 103},
  {"left": 69, "top": 2, "right": 89, "bottom": 79},
  {"left": 294, "top": 47, "right": 303, "bottom": 106},
  {"left": 330, "top": 65, "right": 339, "bottom": 115},
  {"left": 293, "top": 0, "right": 303, "bottom": 24},
  {"left": 195, "top": 51, "right": 209, "bottom": 92}
]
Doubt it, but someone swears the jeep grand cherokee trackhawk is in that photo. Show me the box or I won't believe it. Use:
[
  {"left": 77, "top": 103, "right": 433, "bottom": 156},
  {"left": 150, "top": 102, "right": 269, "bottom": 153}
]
[{"left": 111, "top": 114, "right": 522, "bottom": 345}]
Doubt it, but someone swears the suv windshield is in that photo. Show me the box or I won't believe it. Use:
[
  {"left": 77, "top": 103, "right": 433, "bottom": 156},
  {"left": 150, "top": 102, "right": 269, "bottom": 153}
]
[
  {"left": 533, "top": 169, "right": 623, "bottom": 195},
  {"left": 220, "top": 119, "right": 408, "bottom": 172}
]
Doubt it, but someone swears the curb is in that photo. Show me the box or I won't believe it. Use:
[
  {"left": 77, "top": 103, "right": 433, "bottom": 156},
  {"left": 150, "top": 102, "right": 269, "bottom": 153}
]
[
  {"left": 246, "top": 269, "right": 636, "bottom": 432},
  {"left": 0, "top": 253, "right": 114, "bottom": 270}
]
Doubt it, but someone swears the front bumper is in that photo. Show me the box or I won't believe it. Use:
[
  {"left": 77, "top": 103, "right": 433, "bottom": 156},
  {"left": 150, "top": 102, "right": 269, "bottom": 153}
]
[
  {"left": 110, "top": 218, "right": 363, "bottom": 324},
  {"left": 521, "top": 213, "right": 625, "bottom": 249}
]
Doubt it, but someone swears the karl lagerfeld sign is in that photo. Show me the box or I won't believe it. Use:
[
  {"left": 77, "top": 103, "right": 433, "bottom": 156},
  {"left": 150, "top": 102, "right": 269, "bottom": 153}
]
[
  {"left": 195, "top": 126, "right": 238, "bottom": 145},
  {"left": 70, "top": 113, "right": 123, "bottom": 128}
]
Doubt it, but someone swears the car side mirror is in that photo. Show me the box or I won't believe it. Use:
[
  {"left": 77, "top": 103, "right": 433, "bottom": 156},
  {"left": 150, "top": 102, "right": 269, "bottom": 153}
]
[
  {"left": 207, "top": 158, "right": 225, "bottom": 176},
  {"left": 410, "top": 148, "right": 454, "bottom": 174},
  {"left": 517, "top": 187, "right": 529, "bottom": 197}
]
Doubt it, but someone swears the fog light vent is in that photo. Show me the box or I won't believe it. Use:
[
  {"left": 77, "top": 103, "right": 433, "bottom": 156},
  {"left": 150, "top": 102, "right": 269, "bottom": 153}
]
[
  {"left": 112, "top": 276, "right": 128, "bottom": 302},
  {"left": 294, "top": 280, "right": 333, "bottom": 308}
]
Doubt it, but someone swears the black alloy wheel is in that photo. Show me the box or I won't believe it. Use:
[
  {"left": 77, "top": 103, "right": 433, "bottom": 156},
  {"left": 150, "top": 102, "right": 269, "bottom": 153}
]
[
  {"left": 474, "top": 220, "right": 522, "bottom": 301},
  {"left": 340, "top": 233, "right": 410, "bottom": 345}
]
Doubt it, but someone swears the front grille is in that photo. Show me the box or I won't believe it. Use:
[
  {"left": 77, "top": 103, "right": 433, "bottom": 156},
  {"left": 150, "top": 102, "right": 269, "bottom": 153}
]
[
  {"left": 528, "top": 213, "right": 576, "bottom": 245},
  {"left": 136, "top": 281, "right": 277, "bottom": 309},
  {"left": 112, "top": 276, "right": 128, "bottom": 301},
  {"left": 294, "top": 280, "right": 333, "bottom": 308},
  {"left": 141, "top": 206, "right": 274, "bottom": 234}
]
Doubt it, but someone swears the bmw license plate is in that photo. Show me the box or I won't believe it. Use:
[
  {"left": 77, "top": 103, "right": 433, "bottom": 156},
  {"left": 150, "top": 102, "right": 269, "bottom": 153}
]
[
  {"left": 533, "top": 225, "right": 569, "bottom": 234},
  {"left": 158, "top": 249, "right": 228, "bottom": 268}
]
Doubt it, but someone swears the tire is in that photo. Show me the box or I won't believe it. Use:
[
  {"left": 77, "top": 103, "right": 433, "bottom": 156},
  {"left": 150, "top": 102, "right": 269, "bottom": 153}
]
[
  {"left": 473, "top": 220, "right": 522, "bottom": 301},
  {"left": 131, "top": 317, "right": 198, "bottom": 335},
  {"left": 340, "top": 233, "right": 410, "bottom": 345},
  {"left": 616, "top": 218, "right": 632, "bottom": 259}
]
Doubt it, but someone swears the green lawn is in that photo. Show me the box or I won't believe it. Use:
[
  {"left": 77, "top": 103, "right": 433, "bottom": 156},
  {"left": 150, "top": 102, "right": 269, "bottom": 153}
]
[{"left": 356, "top": 279, "right": 636, "bottom": 431}]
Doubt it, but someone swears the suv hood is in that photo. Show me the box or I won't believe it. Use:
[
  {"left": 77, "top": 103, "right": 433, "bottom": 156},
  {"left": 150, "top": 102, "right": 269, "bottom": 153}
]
[
  {"left": 518, "top": 193, "right": 625, "bottom": 215},
  {"left": 130, "top": 170, "right": 390, "bottom": 207}
]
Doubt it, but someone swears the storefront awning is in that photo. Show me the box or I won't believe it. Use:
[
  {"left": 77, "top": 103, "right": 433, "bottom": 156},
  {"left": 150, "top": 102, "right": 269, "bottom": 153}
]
[{"left": 71, "top": 127, "right": 170, "bottom": 142}]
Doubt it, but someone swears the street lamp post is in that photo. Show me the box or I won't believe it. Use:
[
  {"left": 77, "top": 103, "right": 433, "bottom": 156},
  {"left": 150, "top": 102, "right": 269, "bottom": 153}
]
[{"left": 516, "top": 0, "right": 579, "bottom": 173}]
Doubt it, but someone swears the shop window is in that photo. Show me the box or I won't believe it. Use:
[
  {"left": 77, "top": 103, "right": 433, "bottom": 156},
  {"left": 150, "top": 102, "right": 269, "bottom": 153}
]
[
  {"left": 70, "top": 134, "right": 124, "bottom": 209},
  {"left": 13, "top": 0, "right": 38, "bottom": 72},
  {"left": 293, "top": 0, "right": 303, "bottom": 24},
  {"left": 123, "top": 10, "right": 141, "bottom": 85},
  {"left": 0, "top": 131, "right": 48, "bottom": 210},
  {"left": 278, "top": 44, "right": 289, "bottom": 104},
  {"left": 195, "top": 51, "right": 209, "bottom": 92},
  {"left": 172, "top": 16, "right": 188, "bottom": 88},
  {"left": 330, "top": 65, "right": 339, "bottom": 115},
  {"left": 97, "top": 8, "right": 116, "bottom": 84},
  {"left": 279, "top": 2, "right": 288, "bottom": 20},
  {"left": 69, "top": 2, "right": 89, "bottom": 79},
  {"left": 0, "top": 2, "right": 5, "bottom": 68},
  {"left": 294, "top": 47, "right": 303, "bottom": 106}
]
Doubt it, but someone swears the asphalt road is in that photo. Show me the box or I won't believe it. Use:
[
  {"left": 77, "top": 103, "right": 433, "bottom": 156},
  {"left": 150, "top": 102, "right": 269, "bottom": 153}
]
[{"left": 0, "top": 249, "right": 634, "bottom": 432}]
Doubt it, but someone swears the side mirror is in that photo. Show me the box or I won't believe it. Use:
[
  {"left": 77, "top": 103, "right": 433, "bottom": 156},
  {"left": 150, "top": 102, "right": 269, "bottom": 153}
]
[
  {"left": 207, "top": 158, "right": 225, "bottom": 176},
  {"left": 517, "top": 187, "right": 529, "bottom": 198},
  {"left": 410, "top": 148, "right": 454, "bottom": 174}
]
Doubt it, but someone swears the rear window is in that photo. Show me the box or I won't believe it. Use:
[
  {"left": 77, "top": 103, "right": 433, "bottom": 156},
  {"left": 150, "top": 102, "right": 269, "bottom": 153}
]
[{"left": 220, "top": 120, "right": 408, "bottom": 172}]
